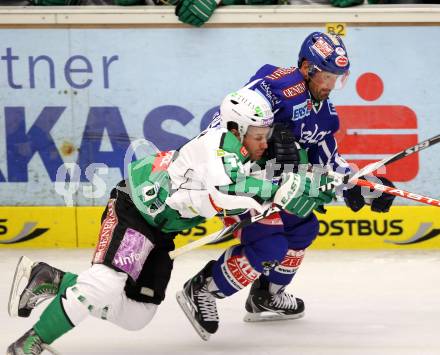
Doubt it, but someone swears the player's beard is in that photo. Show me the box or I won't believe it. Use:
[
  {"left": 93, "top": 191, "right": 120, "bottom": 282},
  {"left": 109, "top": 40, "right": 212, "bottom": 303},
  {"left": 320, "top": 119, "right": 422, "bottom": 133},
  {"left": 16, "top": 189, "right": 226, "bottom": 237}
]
[
  {"left": 307, "top": 78, "right": 330, "bottom": 101},
  {"left": 318, "top": 89, "right": 330, "bottom": 100},
  {"left": 310, "top": 87, "right": 329, "bottom": 102}
]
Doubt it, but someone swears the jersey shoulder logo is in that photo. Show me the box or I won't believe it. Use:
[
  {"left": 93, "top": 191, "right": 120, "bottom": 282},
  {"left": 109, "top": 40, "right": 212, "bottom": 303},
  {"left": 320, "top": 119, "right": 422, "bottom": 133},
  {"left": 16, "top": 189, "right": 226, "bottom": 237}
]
[
  {"left": 282, "top": 81, "right": 306, "bottom": 99},
  {"left": 258, "top": 80, "right": 281, "bottom": 107},
  {"left": 152, "top": 151, "right": 174, "bottom": 172},
  {"left": 240, "top": 146, "right": 249, "bottom": 158},
  {"left": 265, "top": 66, "right": 296, "bottom": 81}
]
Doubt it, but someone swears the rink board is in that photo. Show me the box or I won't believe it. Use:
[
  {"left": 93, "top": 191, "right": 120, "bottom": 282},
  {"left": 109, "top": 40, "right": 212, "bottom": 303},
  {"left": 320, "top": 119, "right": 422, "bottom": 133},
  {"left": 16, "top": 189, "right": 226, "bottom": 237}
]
[
  {"left": 1, "top": 26, "right": 440, "bottom": 207},
  {"left": 0, "top": 206, "right": 439, "bottom": 250}
]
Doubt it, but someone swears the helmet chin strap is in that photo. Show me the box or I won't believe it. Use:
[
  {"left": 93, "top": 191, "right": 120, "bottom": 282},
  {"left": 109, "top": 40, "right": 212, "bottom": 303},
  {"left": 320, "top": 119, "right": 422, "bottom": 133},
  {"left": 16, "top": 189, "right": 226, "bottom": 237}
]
[
  {"left": 307, "top": 65, "right": 317, "bottom": 78},
  {"left": 301, "top": 61, "right": 319, "bottom": 103}
]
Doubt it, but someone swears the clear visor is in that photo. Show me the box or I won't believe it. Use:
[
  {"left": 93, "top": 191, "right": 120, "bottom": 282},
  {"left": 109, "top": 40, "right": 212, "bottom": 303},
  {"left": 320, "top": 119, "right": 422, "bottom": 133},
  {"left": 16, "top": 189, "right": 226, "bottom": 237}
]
[
  {"left": 310, "top": 66, "right": 350, "bottom": 90},
  {"left": 245, "top": 125, "right": 273, "bottom": 141}
]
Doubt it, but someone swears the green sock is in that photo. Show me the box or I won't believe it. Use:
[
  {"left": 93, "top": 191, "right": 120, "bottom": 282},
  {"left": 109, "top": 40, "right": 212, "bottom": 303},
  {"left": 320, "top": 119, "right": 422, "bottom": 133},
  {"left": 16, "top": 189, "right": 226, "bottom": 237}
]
[{"left": 34, "top": 272, "right": 78, "bottom": 344}]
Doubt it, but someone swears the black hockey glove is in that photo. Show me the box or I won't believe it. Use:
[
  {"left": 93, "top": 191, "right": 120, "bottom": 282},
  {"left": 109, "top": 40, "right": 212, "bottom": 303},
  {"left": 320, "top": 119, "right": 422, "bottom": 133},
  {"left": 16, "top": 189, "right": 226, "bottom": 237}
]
[
  {"left": 265, "top": 123, "right": 303, "bottom": 177},
  {"left": 344, "top": 182, "right": 365, "bottom": 212},
  {"left": 370, "top": 177, "right": 396, "bottom": 213},
  {"left": 344, "top": 176, "right": 396, "bottom": 213}
]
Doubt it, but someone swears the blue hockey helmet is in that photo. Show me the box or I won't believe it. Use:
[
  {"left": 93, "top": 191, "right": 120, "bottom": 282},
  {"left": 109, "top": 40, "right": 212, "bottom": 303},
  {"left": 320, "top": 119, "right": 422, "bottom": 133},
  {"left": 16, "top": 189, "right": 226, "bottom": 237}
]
[
  {"left": 298, "top": 32, "right": 350, "bottom": 91},
  {"left": 298, "top": 32, "right": 350, "bottom": 75}
]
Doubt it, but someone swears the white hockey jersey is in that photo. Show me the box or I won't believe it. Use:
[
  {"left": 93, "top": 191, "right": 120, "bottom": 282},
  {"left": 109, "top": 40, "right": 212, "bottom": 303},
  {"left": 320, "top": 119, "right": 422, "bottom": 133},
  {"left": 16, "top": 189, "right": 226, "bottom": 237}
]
[{"left": 166, "top": 127, "right": 275, "bottom": 220}]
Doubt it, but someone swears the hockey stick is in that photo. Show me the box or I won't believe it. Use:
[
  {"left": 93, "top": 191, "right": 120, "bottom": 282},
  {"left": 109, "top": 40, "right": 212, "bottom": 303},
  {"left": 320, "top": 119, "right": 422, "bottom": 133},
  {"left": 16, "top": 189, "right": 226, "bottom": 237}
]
[
  {"left": 169, "top": 134, "right": 440, "bottom": 259},
  {"left": 320, "top": 133, "right": 440, "bottom": 192},
  {"left": 169, "top": 178, "right": 440, "bottom": 259},
  {"left": 354, "top": 178, "right": 440, "bottom": 207},
  {"left": 169, "top": 205, "right": 281, "bottom": 259}
]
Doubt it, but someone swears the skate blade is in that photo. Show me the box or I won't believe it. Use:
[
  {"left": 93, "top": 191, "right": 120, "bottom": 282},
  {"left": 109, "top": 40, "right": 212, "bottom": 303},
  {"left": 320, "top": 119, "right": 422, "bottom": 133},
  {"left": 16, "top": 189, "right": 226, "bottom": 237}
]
[
  {"left": 176, "top": 291, "right": 211, "bottom": 341},
  {"left": 243, "top": 310, "right": 305, "bottom": 323},
  {"left": 7, "top": 343, "right": 60, "bottom": 355},
  {"left": 42, "top": 344, "right": 61, "bottom": 355},
  {"left": 8, "top": 256, "right": 34, "bottom": 317}
]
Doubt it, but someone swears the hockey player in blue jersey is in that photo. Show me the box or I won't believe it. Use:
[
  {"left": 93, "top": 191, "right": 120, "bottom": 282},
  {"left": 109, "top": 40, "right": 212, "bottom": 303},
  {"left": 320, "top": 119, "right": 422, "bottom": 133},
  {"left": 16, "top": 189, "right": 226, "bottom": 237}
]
[{"left": 176, "top": 31, "right": 396, "bottom": 341}]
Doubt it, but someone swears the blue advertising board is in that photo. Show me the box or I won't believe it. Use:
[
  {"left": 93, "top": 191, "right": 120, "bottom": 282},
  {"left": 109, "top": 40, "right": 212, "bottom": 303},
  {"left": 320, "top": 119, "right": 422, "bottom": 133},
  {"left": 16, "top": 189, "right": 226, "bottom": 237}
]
[{"left": 0, "top": 27, "right": 439, "bottom": 206}]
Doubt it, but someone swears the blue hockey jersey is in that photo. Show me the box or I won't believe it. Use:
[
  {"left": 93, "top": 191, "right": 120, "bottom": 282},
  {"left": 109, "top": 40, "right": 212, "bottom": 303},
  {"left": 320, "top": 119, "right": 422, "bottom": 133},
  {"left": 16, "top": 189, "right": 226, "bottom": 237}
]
[{"left": 245, "top": 64, "right": 350, "bottom": 173}]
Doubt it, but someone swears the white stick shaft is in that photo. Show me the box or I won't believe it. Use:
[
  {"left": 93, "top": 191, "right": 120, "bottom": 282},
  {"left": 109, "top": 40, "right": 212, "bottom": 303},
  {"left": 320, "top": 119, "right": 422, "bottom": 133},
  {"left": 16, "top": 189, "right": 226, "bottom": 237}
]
[
  {"left": 169, "top": 229, "right": 225, "bottom": 259},
  {"left": 169, "top": 206, "right": 281, "bottom": 259}
]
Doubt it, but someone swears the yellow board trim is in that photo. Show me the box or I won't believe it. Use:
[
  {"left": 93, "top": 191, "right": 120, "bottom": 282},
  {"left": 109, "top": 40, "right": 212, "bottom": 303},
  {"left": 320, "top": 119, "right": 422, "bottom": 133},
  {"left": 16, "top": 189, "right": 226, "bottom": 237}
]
[
  {"left": 0, "top": 207, "right": 76, "bottom": 248},
  {"left": 0, "top": 206, "right": 439, "bottom": 249}
]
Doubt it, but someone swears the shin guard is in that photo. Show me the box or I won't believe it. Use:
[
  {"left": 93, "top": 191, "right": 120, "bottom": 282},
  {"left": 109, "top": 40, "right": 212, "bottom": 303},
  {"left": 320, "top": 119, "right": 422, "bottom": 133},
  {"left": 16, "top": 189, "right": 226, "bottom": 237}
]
[{"left": 212, "top": 245, "right": 260, "bottom": 297}]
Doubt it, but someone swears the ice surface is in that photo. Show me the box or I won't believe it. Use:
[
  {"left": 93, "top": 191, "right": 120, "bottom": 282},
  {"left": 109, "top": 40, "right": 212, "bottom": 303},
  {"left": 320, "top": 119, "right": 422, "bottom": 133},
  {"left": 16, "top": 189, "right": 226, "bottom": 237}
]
[{"left": 1, "top": 249, "right": 439, "bottom": 355}]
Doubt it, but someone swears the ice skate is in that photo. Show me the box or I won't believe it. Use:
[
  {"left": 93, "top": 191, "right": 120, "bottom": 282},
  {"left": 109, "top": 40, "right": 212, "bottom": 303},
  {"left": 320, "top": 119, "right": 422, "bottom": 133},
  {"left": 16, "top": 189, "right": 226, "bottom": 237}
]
[
  {"left": 6, "top": 328, "right": 59, "bottom": 355},
  {"left": 8, "top": 256, "right": 64, "bottom": 318},
  {"left": 243, "top": 278, "right": 305, "bottom": 322},
  {"left": 176, "top": 260, "right": 221, "bottom": 341}
]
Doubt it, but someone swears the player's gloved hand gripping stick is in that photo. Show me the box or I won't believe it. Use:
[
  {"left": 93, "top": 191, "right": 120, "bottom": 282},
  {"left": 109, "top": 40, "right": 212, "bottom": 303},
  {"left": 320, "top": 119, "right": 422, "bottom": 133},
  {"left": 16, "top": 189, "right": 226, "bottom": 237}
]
[{"left": 169, "top": 134, "right": 440, "bottom": 259}]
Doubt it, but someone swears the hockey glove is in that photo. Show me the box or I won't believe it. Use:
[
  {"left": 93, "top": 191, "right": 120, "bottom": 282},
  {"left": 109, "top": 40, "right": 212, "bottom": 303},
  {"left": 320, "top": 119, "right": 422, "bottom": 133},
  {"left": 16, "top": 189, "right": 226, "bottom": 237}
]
[
  {"left": 30, "top": 0, "right": 81, "bottom": 4},
  {"left": 113, "top": 0, "right": 144, "bottom": 5},
  {"left": 329, "top": 0, "right": 363, "bottom": 7},
  {"left": 265, "top": 123, "right": 308, "bottom": 178},
  {"left": 244, "top": 0, "right": 277, "bottom": 3},
  {"left": 222, "top": 0, "right": 276, "bottom": 4},
  {"left": 315, "top": 174, "right": 336, "bottom": 203},
  {"left": 175, "top": 0, "right": 218, "bottom": 27},
  {"left": 344, "top": 181, "right": 364, "bottom": 212},
  {"left": 370, "top": 177, "right": 396, "bottom": 213},
  {"left": 311, "top": 173, "right": 335, "bottom": 214},
  {"left": 274, "top": 172, "right": 332, "bottom": 218},
  {"left": 344, "top": 176, "right": 396, "bottom": 213}
]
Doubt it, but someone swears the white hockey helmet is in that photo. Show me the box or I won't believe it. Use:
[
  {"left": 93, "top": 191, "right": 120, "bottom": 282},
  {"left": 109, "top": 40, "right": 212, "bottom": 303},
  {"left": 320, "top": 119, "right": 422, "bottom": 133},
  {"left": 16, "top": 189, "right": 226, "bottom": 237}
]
[{"left": 219, "top": 88, "right": 274, "bottom": 142}]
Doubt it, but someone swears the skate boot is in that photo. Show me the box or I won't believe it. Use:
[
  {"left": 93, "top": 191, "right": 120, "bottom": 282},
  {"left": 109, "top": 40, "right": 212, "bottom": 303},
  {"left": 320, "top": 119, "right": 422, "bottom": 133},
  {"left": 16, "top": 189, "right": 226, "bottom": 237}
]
[
  {"left": 243, "top": 277, "right": 305, "bottom": 322},
  {"left": 7, "top": 328, "right": 51, "bottom": 355},
  {"left": 8, "top": 256, "right": 65, "bottom": 318},
  {"left": 176, "top": 260, "right": 223, "bottom": 341}
]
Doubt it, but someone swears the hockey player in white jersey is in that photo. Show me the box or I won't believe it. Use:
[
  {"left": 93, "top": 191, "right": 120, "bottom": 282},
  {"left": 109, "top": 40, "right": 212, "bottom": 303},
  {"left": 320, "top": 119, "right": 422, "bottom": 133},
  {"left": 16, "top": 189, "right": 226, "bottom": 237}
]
[
  {"left": 6, "top": 88, "right": 333, "bottom": 354},
  {"left": 175, "top": 89, "right": 335, "bottom": 340}
]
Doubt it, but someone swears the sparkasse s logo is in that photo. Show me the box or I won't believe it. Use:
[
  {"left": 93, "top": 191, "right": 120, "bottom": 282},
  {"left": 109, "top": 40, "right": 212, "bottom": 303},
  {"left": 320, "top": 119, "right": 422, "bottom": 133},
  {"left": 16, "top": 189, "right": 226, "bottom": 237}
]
[
  {"left": 335, "top": 73, "right": 418, "bottom": 182},
  {"left": 0, "top": 219, "right": 48, "bottom": 244}
]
